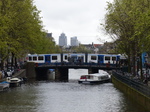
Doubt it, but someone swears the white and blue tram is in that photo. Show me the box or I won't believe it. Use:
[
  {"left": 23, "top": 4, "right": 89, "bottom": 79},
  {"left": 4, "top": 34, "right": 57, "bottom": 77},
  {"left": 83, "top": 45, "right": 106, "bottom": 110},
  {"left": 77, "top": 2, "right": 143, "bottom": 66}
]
[{"left": 27, "top": 53, "right": 121, "bottom": 66}]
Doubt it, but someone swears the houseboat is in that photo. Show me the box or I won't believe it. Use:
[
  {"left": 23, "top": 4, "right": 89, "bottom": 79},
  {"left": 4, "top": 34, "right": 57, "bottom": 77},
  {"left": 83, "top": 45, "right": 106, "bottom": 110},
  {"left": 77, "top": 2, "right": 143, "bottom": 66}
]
[{"left": 78, "top": 72, "right": 111, "bottom": 84}]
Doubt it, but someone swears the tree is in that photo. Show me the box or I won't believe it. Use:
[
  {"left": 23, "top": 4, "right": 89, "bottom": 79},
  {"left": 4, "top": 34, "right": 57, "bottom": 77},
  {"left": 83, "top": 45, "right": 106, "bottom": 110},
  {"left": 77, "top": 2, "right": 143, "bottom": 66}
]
[
  {"left": 0, "top": 0, "right": 60, "bottom": 69},
  {"left": 0, "top": 0, "right": 13, "bottom": 69},
  {"left": 71, "top": 45, "right": 92, "bottom": 53},
  {"left": 103, "top": 0, "right": 150, "bottom": 77}
]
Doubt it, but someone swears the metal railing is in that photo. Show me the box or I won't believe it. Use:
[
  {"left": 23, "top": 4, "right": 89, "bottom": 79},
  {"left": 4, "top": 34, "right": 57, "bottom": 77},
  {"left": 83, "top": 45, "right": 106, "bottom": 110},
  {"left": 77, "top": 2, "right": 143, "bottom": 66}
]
[{"left": 112, "top": 71, "right": 150, "bottom": 97}]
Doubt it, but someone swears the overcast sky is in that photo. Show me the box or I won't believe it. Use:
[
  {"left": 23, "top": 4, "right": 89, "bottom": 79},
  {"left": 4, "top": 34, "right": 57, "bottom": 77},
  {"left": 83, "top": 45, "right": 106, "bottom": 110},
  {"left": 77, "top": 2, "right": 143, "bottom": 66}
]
[{"left": 34, "top": 0, "right": 114, "bottom": 45}]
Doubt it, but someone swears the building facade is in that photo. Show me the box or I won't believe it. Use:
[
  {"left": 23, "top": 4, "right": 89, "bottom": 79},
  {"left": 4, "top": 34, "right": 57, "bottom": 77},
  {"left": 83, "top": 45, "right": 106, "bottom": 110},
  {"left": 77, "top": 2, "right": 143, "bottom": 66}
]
[
  {"left": 59, "top": 33, "right": 67, "bottom": 46},
  {"left": 46, "top": 33, "right": 52, "bottom": 38},
  {"left": 70, "top": 36, "right": 79, "bottom": 46}
]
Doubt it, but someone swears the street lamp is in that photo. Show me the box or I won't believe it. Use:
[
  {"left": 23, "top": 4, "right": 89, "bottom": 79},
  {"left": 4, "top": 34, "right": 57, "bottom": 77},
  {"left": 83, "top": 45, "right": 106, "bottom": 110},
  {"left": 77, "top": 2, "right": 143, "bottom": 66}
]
[{"left": 136, "top": 57, "right": 140, "bottom": 78}]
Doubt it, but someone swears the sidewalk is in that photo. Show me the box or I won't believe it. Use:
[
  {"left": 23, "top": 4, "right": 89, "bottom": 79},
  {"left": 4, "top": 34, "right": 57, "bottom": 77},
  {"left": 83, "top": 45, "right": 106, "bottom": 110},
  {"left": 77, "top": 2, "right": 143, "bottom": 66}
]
[{"left": 0, "top": 69, "right": 26, "bottom": 82}]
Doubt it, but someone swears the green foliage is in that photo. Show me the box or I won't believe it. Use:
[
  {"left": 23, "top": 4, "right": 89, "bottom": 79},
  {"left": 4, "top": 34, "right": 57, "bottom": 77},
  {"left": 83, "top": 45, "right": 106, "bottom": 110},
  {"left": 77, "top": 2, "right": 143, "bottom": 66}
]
[
  {"left": 104, "top": 0, "right": 150, "bottom": 54},
  {"left": 72, "top": 45, "right": 92, "bottom": 53},
  {"left": 103, "top": 0, "right": 150, "bottom": 74},
  {"left": 0, "top": 0, "right": 59, "bottom": 65}
]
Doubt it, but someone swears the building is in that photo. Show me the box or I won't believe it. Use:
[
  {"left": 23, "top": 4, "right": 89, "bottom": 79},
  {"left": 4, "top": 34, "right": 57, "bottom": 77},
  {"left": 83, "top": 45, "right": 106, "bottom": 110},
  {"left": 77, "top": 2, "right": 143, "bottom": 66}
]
[
  {"left": 70, "top": 36, "right": 79, "bottom": 46},
  {"left": 59, "top": 33, "right": 67, "bottom": 47},
  {"left": 46, "top": 33, "right": 52, "bottom": 38},
  {"left": 81, "top": 43, "right": 102, "bottom": 53}
]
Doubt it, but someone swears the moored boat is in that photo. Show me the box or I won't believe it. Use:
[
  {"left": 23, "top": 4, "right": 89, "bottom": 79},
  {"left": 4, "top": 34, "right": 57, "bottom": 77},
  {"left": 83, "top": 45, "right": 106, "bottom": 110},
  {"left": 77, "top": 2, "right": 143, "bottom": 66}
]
[
  {"left": 78, "top": 72, "right": 111, "bottom": 84},
  {"left": 6, "top": 77, "right": 22, "bottom": 87},
  {"left": 0, "top": 81, "right": 10, "bottom": 91}
]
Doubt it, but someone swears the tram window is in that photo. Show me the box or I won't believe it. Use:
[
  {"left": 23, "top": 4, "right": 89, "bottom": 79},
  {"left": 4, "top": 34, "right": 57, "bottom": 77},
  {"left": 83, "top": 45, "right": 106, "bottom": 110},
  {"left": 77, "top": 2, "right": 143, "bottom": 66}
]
[
  {"left": 91, "top": 56, "right": 97, "bottom": 60},
  {"left": 33, "top": 56, "right": 37, "bottom": 61},
  {"left": 80, "top": 56, "right": 84, "bottom": 59},
  {"left": 105, "top": 56, "right": 110, "bottom": 60},
  {"left": 112, "top": 57, "right": 116, "bottom": 61},
  {"left": 29, "top": 56, "right": 32, "bottom": 61},
  {"left": 38, "top": 56, "right": 44, "bottom": 60},
  {"left": 64, "top": 55, "right": 68, "bottom": 60},
  {"left": 52, "top": 56, "right": 57, "bottom": 60}
]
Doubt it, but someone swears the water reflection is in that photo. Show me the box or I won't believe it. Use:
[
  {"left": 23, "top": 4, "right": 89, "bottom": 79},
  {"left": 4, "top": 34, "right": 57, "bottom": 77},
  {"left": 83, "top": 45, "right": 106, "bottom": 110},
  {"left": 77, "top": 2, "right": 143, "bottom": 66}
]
[
  {"left": 34, "top": 82, "right": 122, "bottom": 112},
  {"left": 0, "top": 84, "right": 38, "bottom": 112},
  {"left": 0, "top": 69, "right": 147, "bottom": 112}
]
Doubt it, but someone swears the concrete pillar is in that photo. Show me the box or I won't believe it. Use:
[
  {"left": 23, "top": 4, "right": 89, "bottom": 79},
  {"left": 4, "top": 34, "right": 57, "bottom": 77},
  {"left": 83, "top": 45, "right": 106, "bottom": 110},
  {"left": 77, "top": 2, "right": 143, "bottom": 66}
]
[
  {"left": 55, "top": 68, "right": 68, "bottom": 81},
  {"left": 26, "top": 62, "right": 36, "bottom": 79},
  {"left": 88, "top": 68, "right": 99, "bottom": 74},
  {"left": 55, "top": 68, "right": 61, "bottom": 81}
]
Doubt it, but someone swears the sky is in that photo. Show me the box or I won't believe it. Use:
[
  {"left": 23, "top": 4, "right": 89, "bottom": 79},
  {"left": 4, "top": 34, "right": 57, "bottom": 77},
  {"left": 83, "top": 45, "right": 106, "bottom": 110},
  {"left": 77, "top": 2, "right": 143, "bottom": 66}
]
[{"left": 34, "top": 0, "right": 114, "bottom": 45}]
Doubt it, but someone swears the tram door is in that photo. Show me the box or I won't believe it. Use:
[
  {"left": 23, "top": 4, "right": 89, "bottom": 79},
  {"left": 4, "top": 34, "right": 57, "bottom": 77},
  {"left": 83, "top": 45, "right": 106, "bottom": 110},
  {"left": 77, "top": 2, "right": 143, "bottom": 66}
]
[
  {"left": 70, "top": 55, "right": 78, "bottom": 64},
  {"left": 98, "top": 55, "right": 104, "bottom": 65},
  {"left": 45, "top": 55, "right": 51, "bottom": 64}
]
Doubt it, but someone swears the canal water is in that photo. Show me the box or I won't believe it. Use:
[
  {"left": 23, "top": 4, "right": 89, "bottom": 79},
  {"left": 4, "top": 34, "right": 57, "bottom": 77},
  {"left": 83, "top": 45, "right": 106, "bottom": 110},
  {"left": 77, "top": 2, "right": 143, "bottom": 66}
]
[{"left": 0, "top": 69, "right": 147, "bottom": 112}]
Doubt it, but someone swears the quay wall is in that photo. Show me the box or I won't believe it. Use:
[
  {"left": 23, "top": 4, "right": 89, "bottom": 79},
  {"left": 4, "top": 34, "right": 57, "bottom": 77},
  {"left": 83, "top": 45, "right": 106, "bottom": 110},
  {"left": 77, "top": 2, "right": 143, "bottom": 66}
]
[
  {"left": 13, "top": 69, "right": 26, "bottom": 78},
  {"left": 112, "top": 73, "right": 150, "bottom": 111}
]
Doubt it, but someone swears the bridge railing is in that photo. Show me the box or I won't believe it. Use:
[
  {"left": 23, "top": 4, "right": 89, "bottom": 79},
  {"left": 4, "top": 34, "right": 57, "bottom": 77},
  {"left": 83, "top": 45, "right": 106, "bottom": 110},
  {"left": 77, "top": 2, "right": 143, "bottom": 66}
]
[
  {"left": 112, "top": 71, "right": 150, "bottom": 97},
  {"left": 37, "top": 62, "right": 119, "bottom": 68}
]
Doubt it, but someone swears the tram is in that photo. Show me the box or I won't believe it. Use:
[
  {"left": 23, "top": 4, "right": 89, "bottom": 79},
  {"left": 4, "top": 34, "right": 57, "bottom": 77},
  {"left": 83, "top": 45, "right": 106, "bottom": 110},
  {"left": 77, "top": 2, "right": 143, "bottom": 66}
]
[{"left": 26, "top": 53, "right": 123, "bottom": 66}]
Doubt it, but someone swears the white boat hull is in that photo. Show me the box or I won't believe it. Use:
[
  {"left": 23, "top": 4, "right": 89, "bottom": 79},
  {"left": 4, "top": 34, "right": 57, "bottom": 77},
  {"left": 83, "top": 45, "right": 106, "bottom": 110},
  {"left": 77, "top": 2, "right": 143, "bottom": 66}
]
[
  {"left": 78, "top": 79, "right": 110, "bottom": 84},
  {"left": 78, "top": 73, "right": 111, "bottom": 84},
  {"left": 6, "top": 77, "right": 22, "bottom": 87}
]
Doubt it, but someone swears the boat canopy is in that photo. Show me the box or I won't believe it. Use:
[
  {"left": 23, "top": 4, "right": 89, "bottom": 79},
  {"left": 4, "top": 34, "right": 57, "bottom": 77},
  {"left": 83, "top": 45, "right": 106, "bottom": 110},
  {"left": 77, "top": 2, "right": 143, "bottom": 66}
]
[{"left": 80, "top": 73, "right": 109, "bottom": 78}]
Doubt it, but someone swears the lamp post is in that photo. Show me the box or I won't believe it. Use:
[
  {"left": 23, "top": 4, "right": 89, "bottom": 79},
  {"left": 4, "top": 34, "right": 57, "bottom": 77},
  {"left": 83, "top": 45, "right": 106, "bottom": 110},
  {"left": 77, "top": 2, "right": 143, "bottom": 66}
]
[
  {"left": 144, "top": 55, "right": 148, "bottom": 82},
  {"left": 136, "top": 57, "right": 139, "bottom": 77}
]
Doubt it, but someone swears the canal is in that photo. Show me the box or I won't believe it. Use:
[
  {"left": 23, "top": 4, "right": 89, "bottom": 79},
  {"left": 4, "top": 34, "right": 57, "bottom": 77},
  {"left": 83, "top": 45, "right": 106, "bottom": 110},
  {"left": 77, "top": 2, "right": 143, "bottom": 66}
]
[{"left": 0, "top": 69, "right": 147, "bottom": 112}]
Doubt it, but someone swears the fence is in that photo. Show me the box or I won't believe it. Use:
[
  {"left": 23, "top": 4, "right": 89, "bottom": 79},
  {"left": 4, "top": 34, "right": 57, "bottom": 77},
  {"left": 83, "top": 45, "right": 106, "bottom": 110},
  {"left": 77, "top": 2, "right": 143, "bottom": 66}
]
[{"left": 112, "top": 71, "right": 150, "bottom": 97}]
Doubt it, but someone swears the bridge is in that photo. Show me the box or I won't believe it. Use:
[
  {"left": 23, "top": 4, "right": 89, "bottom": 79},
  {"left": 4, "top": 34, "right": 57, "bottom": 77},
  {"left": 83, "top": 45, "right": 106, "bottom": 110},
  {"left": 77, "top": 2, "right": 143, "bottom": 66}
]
[{"left": 26, "top": 62, "right": 122, "bottom": 81}]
